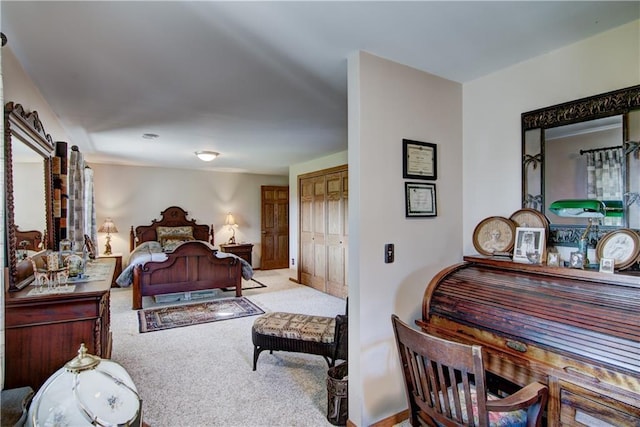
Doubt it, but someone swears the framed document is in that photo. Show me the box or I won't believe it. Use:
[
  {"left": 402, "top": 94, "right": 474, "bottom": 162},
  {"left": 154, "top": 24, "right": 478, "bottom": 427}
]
[
  {"left": 405, "top": 182, "right": 437, "bottom": 218},
  {"left": 403, "top": 139, "right": 437, "bottom": 180}
]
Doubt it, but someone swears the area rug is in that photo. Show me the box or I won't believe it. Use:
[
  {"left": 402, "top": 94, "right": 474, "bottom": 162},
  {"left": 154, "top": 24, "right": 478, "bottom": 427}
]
[
  {"left": 138, "top": 297, "right": 264, "bottom": 333},
  {"left": 222, "top": 278, "right": 267, "bottom": 292}
]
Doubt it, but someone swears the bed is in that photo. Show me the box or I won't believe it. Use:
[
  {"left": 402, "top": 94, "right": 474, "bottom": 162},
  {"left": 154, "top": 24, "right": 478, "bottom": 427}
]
[
  {"left": 118, "top": 206, "right": 251, "bottom": 309},
  {"left": 15, "top": 226, "right": 43, "bottom": 252}
]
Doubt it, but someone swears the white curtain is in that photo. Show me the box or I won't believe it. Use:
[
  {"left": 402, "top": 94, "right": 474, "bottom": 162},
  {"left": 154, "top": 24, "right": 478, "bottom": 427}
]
[{"left": 586, "top": 148, "right": 623, "bottom": 226}]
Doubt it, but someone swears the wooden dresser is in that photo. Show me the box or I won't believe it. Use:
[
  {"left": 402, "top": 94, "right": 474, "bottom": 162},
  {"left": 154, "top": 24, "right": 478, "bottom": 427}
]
[
  {"left": 4, "top": 258, "right": 115, "bottom": 391},
  {"left": 417, "top": 256, "right": 640, "bottom": 426}
]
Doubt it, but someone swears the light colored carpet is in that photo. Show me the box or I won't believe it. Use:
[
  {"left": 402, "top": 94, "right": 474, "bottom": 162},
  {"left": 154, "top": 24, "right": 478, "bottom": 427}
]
[{"left": 109, "top": 269, "right": 346, "bottom": 427}]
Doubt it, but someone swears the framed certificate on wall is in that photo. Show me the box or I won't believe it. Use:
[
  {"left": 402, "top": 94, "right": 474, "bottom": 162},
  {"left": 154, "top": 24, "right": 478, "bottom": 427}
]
[
  {"left": 403, "top": 139, "right": 437, "bottom": 180},
  {"left": 405, "top": 182, "right": 437, "bottom": 218}
]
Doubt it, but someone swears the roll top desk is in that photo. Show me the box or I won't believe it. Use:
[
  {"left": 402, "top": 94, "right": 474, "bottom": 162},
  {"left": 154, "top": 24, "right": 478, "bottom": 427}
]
[{"left": 417, "top": 255, "right": 640, "bottom": 426}]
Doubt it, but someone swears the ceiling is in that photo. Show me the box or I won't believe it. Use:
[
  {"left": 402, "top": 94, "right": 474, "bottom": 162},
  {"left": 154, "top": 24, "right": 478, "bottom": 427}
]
[{"left": 3, "top": 1, "right": 638, "bottom": 175}]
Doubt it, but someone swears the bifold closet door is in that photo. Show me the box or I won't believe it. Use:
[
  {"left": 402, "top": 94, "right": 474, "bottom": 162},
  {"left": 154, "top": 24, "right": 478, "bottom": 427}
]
[
  {"left": 299, "top": 165, "right": 348, "bottom": 298},
  {"left": 300, "top": 175, "right": 326, "bottom": 292}
]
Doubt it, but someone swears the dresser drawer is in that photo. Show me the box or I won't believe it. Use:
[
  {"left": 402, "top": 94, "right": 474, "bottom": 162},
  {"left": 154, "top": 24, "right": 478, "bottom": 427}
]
[{"left": 559, "top": 381, "right": 640, "bottom": 426}]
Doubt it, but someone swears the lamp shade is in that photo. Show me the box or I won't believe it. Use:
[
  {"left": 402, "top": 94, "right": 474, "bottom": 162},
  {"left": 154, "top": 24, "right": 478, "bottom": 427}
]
[
  {"left": 549, "top": 199, "right": 606, "bottom": 218},
  {"left": 98, "top": 218, "right": 118, "bottom": 234},
  {"left": 602, "top": 200, "right": 624, "bottom": 218},
  {"left": 27, "top": 343, "right": 141, "bottom": 426},
  {"left": 224, "top": 213, "right": 236, "bottom": 227}
]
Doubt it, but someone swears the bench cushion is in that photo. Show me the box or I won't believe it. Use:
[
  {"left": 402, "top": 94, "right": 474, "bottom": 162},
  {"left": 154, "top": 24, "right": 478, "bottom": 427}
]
[{"left": 252, "top": 312, "right": 336, "bottom": 343}]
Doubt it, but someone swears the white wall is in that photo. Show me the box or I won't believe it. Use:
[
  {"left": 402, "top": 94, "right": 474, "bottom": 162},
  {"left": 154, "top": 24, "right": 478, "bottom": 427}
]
[
  {"left": 348, "top": 51, "right": 463, "bottom": 426},
  {"left": 463, "top": 20, "right": 640, "bottom": 256},
  {"left": 90, "top": 163, "right": 288, "bottom": 267},
  {"left": 2, "top": 47, "right": 70, "bottom": 141},
  {"left": 288, "top": 150, "right": 347, "bottom": 274},
  {"left": 2, "top": 46, "right": 71, "bottom": 389}
]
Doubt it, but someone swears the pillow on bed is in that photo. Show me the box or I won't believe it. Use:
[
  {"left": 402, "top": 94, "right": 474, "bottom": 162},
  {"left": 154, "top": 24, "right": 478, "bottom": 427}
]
[
  {"left": 156, "top": 226, "right": 196, "bottom": 252},
  {"left": 161, "top": 237, "right": 194, "bottom": 252},
  {"left": 156, "top": 226, "right": 195, "bottom": 240}
]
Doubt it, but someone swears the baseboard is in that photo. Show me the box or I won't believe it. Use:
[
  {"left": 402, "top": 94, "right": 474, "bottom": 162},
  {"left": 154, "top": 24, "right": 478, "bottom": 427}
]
[
  {"left": 369, "top": 409, "right": 409, "bottom": 427},
  {"left": 289, "top": 277, "right": 299, "bottom": 283}
]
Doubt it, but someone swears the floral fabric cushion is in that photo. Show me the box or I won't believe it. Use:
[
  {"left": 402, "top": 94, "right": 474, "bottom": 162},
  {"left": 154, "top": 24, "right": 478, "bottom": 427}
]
[
  {"left": 437, "top": 383, "right": 528, "bottom": 427},
  {"left": 156, "top": 226, "right": 195, "bottom": 251},
  {"left": 252, "top": 312, "right": 336, "bottom": 343}
]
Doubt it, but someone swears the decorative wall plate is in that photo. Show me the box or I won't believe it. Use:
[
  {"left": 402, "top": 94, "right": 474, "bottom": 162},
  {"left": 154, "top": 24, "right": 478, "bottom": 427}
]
[
  {"left": 595, "top": 229, "right": 640, "bottom": 270},
  {"left": 509, "top": 208, "right": 550, "bottom": 232},
  {"left": 473, "top": 216, "right": 516, "bottom": 256}
]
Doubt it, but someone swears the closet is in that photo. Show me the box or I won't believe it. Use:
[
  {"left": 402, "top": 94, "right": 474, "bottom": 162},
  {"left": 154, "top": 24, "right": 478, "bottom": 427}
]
[{"left": 298, "top": 165, "right": 348, "bottom": 298}]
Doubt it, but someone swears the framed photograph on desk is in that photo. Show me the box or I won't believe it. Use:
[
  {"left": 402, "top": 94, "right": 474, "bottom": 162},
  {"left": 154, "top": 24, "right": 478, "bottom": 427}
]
[{"left": 513, "top": 227, "right": 545, "bottom": 264}]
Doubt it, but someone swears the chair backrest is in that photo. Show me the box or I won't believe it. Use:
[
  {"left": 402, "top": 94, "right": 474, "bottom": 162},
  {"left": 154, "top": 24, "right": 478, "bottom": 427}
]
[{"left": 392, "top": 314, "right": 492, "bottom": 427}]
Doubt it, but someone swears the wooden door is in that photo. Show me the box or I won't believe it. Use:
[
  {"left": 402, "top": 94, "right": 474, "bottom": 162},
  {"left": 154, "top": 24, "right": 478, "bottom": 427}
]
[
  {"left": 298, "top": 165, "right": 347, "bottom": 297},
  {"left": 299, "top": 175, "right": 326, "bottom": 291},
  {"left": 326, "top": 171, "right": 348, "bottom": 298},
  {"left": 261, "top": 186, "right": 289, "bottom": 270}
]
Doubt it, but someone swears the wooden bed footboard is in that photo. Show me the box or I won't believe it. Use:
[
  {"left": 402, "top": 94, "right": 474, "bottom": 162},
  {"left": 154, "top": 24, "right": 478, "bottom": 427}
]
[{"left": 132, "top": 241, "right": 242, "bottom": 309}]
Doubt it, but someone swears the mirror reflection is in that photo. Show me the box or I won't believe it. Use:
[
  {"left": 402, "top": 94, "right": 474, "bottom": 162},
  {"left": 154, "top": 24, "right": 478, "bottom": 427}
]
[
  {"left": 522, "top": 85, "right": 640, "bottom": 245},
  {"left": 545, "top": 115, "right": 624, "bottom": 226},
  {"left": 13, "top": 137, "right": 48, "bottom": 244}
]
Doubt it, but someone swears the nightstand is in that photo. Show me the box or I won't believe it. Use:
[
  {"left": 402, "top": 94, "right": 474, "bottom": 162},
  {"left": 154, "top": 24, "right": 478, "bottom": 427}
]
[
  {"left": 219, "top": 243, "right": 253, "bottom": 266},
  {"left": 98, "top": 253, "right": 123, "bottom": 287}
]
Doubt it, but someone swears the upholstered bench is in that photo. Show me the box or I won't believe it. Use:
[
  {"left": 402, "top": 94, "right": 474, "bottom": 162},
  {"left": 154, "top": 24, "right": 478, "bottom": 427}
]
[{"left": 252, "top": 311, "right": 348, "bottom": 371}]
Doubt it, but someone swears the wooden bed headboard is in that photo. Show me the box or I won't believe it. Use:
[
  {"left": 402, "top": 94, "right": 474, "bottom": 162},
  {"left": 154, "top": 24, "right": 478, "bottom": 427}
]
[
  {"left": 129, "top": 206, "right": 214, "bottom": 251},
  {"left": 14, "top": 226, "right": 43, "bottom": 251}
]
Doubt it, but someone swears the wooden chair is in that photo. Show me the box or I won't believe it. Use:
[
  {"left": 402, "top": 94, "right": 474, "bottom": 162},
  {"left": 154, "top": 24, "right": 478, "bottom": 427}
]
[{"left": 391, "top": 315, "right": 548, "bottom": 427}]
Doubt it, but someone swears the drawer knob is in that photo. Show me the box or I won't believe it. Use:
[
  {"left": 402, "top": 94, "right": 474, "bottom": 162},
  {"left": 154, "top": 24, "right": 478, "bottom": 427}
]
[{"left": 506, "top": 340, "right": 528, "bottom": 353}]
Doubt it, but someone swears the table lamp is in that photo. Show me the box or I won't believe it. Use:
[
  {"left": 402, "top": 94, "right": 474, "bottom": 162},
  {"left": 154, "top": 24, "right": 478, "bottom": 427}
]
[
  {"left": 98, "top": 218, "right": 118, "bottom": 255},
  {"left": 549, "top": 199, "right": 607, "bottom": 267},
  {"left": 225, "top": 212, "right": 237, "bottom": 244},
  {"left": 27, "top": 343, "right": 141, "bottom": 426}
]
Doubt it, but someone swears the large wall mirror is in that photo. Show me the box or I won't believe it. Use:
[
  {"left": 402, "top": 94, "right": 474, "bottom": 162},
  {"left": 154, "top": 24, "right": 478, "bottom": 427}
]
[
  {"left": 4, "top": 102, "right": 55, "bottom": 291},
  {"left": 522, "top": 85, "right": 640, "bottom": 246}
]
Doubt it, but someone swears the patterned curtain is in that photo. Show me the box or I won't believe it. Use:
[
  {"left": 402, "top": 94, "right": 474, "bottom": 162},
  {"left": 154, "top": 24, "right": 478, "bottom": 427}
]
[
  {"left": 84, "top": 166, "right": 98, "bottom": 256},
  {"left": 586, "top": 148, "right": 623, "bottom": 226},
  {"left": 67, "top": 147, "right": 85, "bottom": 251}
]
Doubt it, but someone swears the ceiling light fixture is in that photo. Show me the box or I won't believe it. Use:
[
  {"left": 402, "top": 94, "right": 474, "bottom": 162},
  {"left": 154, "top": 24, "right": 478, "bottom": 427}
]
[{"left": 195, "top": 151, "right": 219, "bottom": 162}]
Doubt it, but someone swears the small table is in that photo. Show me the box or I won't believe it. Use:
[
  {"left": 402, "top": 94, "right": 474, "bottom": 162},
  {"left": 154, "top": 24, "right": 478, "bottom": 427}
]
[
  {"left": 220, "top": 243, "right": 253, "bottom": 266},
  {"left": 98, "top": 253, "right": 123, "bottom": 287}
]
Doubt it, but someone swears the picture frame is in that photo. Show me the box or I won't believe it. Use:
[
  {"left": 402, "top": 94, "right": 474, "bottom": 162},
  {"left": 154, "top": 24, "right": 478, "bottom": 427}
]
[
  {"left": 595, "top": 228, "right": 640, "bottom": 270},
  {"left": 405, "top": 182, "right": 437, "bottom": 218},
  {"left": 546, "top": 251, "right": 560, "bottom": 267},
  {"left": 513, "top": 227, "right": 545, "bottom": 264},
  {"left": 509, "top": 208, "right": 550, "bottom": 233},
  {"left": 403, "top": 139, "right": 437, "bottom": 180},
  {"left": 472, "top": 216, "right": 516, "bottom": 256},
  {"left": 599, "top": 257, "right": 615, "bottom": 274},
  {"left": 84, "top": 234, "right": 97, "bottom": 259},
  {"left": 569, "top": 251, "right": 584, "bottom": 269}
]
